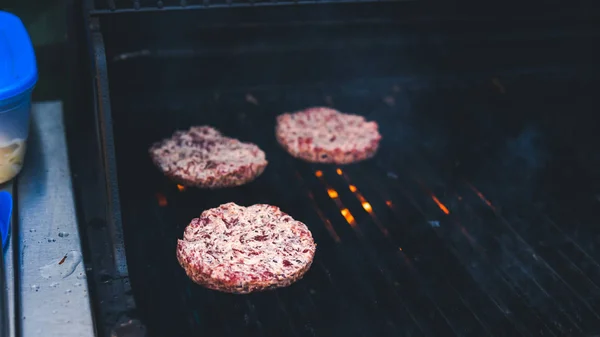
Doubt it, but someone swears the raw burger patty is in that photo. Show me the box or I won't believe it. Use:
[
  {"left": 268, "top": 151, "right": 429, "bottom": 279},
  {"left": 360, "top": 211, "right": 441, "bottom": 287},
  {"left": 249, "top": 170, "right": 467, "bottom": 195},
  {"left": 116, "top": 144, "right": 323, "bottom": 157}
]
[
  {"left": 149, "top": 126, "right": 267, "bottom": 189},
  {"left": 177, "top": 203, "right": 316, "bottom": 294},
  {"left": 276, "top": 107, "right": 382, "bottom": 164}
]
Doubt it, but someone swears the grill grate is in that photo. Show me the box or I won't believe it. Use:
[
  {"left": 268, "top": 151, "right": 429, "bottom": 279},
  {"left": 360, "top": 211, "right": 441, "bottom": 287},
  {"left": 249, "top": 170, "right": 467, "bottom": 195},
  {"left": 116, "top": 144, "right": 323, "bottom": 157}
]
[
  {"left": 92, "top": 0, "right": 416, "bottom": 13},
  {"left": 108, "top": 71, "right": 600, "bottom": 336}
]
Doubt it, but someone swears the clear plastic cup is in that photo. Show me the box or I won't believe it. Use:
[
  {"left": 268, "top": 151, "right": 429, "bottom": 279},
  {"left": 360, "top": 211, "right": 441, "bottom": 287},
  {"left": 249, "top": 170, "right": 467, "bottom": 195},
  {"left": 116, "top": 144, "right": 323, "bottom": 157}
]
[{"left": 0, "top": 91, "right": 33, "bottom": 184}]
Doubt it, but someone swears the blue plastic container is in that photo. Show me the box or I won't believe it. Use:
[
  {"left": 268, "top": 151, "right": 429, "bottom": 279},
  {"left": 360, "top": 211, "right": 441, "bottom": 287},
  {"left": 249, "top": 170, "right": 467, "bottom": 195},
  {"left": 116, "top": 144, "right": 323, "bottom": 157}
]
[
  {"left": 0, "top": 11, "right": 38, "bottom": 184},
  {"left": 0, "top": 191, "right": 12, "bottom": 250}
]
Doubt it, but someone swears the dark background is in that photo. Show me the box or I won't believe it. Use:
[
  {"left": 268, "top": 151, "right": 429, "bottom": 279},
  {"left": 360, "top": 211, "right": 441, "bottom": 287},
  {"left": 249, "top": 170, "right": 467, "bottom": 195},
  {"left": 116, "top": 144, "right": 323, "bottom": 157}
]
[{"left": 1, "top": 0, "right": 68, "bottom": 102}]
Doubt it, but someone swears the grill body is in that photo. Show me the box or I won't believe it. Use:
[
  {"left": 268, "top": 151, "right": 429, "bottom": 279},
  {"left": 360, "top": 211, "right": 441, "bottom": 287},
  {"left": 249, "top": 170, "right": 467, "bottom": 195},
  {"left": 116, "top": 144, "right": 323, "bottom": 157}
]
[{"left": 71, "top": 3, "right": 600, "bottom": 336}]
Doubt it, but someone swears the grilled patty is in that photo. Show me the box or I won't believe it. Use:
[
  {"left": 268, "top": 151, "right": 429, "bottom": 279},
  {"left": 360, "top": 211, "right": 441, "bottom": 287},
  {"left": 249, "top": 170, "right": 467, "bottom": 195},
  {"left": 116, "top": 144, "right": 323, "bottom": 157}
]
[
  {"left": 276, "top": 107, "right": 382, "bottom": 164},
  {"left": 149, "top": 126, "right": 267, "bottom": 189},
  {"left": 177, "top": 203, "right": 316, "bottom": 294}
]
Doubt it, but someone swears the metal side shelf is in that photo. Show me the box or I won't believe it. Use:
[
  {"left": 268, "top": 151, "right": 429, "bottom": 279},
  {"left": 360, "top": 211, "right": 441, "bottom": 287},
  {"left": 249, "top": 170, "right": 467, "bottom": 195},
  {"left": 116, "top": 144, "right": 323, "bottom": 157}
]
[{"left": 3, "top": 102, "right": 95, "bottom": 337}]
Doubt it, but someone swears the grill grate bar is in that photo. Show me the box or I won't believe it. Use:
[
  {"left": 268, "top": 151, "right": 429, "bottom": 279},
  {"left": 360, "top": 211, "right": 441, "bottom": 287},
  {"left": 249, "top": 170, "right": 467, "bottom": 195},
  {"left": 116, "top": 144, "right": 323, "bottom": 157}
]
[
  {"left": 332, "top": 169, "right": 391, "bottom": 237},
  {"left": 92, "top": 0, "right": 416, "bottom": 13},
  {"left": 556, "top": 249, "right": 600, "bottom": 294},
  {"left": 297, "top": 179, "right": 342, "bottom": 242},
  {"left": 542, "top": 214, "right": 600, "bottom": 280}
]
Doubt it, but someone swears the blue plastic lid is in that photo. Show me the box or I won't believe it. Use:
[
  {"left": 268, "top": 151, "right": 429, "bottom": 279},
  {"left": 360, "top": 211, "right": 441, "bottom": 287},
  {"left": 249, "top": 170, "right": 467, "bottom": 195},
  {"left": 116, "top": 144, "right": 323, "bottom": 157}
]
[
  {"left": 0, "top": 11, "right": 38, "bottom": 101},
  {"left": 0, "top": 191, "right": 12, "bottom": 250}
]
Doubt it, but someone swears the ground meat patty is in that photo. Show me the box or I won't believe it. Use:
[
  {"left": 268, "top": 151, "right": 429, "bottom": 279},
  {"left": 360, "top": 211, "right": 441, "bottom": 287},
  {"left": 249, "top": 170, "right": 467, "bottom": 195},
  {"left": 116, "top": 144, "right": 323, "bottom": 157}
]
[
  {"left": 149, "top": 126, "right": 268, "bottom": 189},
  {"left": 177, "top": 203, "right": 316, "bottom": 294},
  {"left": 275, "top": 107, "right": 382, "bottom": 164}
]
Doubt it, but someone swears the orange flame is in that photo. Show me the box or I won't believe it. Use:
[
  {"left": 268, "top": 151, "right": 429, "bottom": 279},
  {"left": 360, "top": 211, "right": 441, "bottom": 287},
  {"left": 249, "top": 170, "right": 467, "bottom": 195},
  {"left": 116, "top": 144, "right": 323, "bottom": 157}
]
[
  {"left": 340, "top": 208, "right": 356, "bottom": 225},
  {"left": 177, "top": 184, "right": 186, "bottom": 192},
  {"left": 431, "top": 196, "right": 450, "bottom": 214},
  {"left": 339, "top": 177, "right": 388, "bottom": 235},
  {"left": 336, "top": 168, "right": 343, "bottom": 175},
  {"left": 385, "top": 200, "right": 393, "bottom": 207},
  {"left": 315, "top": 170, "right": 323, "bottom": 178},
  {"left": 327, "top": 189, "right": 339, "bottom": 199}
]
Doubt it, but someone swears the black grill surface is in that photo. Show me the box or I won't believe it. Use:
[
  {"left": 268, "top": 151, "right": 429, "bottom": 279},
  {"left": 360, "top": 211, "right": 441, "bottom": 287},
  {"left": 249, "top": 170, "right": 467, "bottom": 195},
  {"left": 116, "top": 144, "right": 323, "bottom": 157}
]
[{"left": 110, "top": 70, "right": 600, "bottom": 337}]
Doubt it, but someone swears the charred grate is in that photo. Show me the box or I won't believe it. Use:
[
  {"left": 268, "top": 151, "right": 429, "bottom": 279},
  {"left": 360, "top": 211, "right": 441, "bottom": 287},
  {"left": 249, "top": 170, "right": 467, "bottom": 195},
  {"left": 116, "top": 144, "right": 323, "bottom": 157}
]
[
  {"left": 92, "top": 0, "right": 417, "bottom": 13},
  {"left": 107, "top": 72, "right": 600, "bottom": 337}
]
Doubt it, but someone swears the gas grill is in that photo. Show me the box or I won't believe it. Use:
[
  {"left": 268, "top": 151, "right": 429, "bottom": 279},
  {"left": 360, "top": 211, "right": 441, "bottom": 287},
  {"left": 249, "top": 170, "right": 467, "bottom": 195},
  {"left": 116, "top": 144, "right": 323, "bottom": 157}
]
[{"left": 69, "top": 1, "right": 600, "bottom": 336}]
